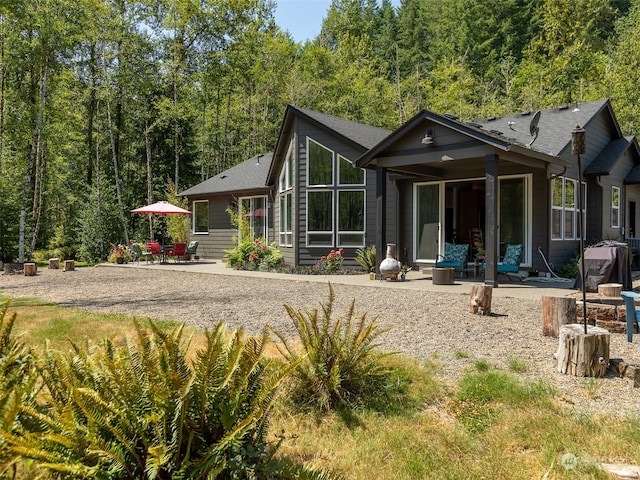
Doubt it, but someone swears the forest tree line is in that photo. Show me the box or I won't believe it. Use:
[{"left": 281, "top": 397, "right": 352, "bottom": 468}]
[{"left": 1, "top": 0, "right": 640, "bottom": 263}]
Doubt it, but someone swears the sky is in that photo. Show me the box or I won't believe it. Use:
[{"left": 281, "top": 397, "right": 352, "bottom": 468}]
[{"left": 274, "top": 0, "right": 400, "bottom": 44}]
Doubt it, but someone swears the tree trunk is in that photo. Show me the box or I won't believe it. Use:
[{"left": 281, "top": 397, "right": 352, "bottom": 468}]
[
  {"left": 144, "top": 107, "right": 153, "bottom": 240},
  {"left": 557, "top": 324, "right": 610, "bottom": 377},
  {"left": 0, "top": 14, "right": 5, "bottom": 168},
  {"left": 19, "top": 56, "right": 49, "bottom": 263},
  {"left": 542, "top": 296, "right": 576, "bottom": 337},
  {"left": 469, "top": 284, "right": 492, "bottom": 315}
]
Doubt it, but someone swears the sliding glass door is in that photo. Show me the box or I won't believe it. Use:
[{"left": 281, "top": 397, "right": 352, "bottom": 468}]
[{"left": 415, "top": 183, "right": 441, "bottom": 261}]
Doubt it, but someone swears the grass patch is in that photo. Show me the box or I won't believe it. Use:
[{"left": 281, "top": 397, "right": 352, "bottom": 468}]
[
  {"left": 2, "top": 295, "right": 640, "bottom": 479},
  {"left": 2, "top": 295, "right": 181, "bottom": 352},
  {"left": 507, "top": 355, "right": 528, "bottom": 373},
  {"left": 454, "top": 350, "right": 470, "bottom": 359}
]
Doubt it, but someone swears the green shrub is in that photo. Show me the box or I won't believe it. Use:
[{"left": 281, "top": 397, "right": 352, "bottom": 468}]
[
  {"left": 225, "top": 238, "right": 283, "bottom": 271},
  {"left": 272, "top": 283, "right": 394, "bottom": 411},
  {"left": 555, "top": 251, "right": 580, "bottom": 279},
  {"left": 1, "top": 321, "right": 331, "bottom": 479},
  {"left": 355, "top": 246, "right": 376, "bottom": 273}
]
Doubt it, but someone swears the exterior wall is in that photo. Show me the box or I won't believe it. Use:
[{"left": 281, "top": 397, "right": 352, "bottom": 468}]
[
  {"left": 286, "top": 116, "right": 391, "bottom": 268},
  {"left": 187, "top": 193, "right": 275, "bottom": 259}
]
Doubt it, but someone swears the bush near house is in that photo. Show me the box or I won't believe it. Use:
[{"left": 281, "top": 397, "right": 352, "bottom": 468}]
[{"left": 225, "top": 238, "right": 284, "bottom": 271}]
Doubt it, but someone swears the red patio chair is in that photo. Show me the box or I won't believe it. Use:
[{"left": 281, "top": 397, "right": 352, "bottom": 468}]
[
  {"left": 145, "top": 242, "right": 162, "bottom": 263},
  {"left": 168, "top": 243, "right": 186, "bottom": 263}
]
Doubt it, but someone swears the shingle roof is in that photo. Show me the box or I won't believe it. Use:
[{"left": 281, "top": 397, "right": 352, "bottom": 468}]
[
  {"left": 178, "top": 153, "right": 273, "bottom": 196},
  {"left": 584, "top": 136, "right": 633, "bottom": 177},
  {"left": 292, "top": 106, "right": 391, "bottom": 150},
  {"left": 474, "top": 99, "right": 613, "bottom": 157}
]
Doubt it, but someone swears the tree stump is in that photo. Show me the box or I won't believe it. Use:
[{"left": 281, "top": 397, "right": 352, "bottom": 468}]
[
  {"left": 557, "top": 324, "right": 610, "bottom": 377},
  {"left": 64, "top": 260, "right": 75, "bottom": 272},
  {"left": 48, "top": 258, "right": 60, "bottom": 269},
  {"left": 469, "top": 284, "right": 492, "bottom": 315},
  {"left": 24, "top": 263, "right": 37, "bottom": 276},
  {"left": 598, "top": 283, "right": 622, "bottom": 297},
  {"left": 542, "top": 296, "right": 577, "bottom": 337}
]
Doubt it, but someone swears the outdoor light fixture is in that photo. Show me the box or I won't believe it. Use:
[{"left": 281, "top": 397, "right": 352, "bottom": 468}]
[
  {"left": 572, "top": 123, "right": 588, "bottom": 334},
  {"left": 421, "top": 128, "right": 435, "bottom": 146}
]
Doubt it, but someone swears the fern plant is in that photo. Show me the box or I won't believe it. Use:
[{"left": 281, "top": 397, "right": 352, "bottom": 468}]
[
  {"left": 1, "top": 320, "right": 332, "bottom": 479},
  {"left": 0, "top": 300, "right": 39, "bottom": 478},
  {"left": 355, "top": 246, "right": 376, "bottom": 273},
  {"left": 272, "top": 283, "right": 393, "bottom": 411}
]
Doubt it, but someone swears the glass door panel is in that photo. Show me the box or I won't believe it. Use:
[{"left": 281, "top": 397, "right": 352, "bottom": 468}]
[
  {"left": 499, "top": 177, "right": 525, "bottom": 258},
  {"left": 415, "top": 184, "right": 441, "bottom": 261}
]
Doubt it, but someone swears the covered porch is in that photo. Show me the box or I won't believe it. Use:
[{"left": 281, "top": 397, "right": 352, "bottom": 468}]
[{"left": 356, "top": 110, "right": 571, "bottom": 287}]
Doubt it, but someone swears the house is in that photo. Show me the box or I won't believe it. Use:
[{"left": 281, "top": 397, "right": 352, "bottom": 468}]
[
  {"left": 355, "top": 99, "right": 640, "bottom": 285},
  {"left": 181, "top": 99, "right": 640, "bottom": 285},
  {"left": 178, "top": 153, "right": 274, "bottom": 259}
]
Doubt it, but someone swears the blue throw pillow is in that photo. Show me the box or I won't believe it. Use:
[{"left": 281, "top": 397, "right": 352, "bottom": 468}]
[
  {"left": 444, "top": 243, "right": 469, "bottom": 264},
  {"left": 503, "top": 244, "right": 522, "bottom": 265}
]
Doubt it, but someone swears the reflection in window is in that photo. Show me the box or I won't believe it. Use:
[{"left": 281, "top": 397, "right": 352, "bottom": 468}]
[
  {"left": 193, "top": 201, "right": 208, "bottom": 234},
  {"left": 611, "top": 186, "right": 620, "bottom": 228},
  {"left": 338, "top": 190, "right": 365, "bottom": 246},
  {"left": 308, "top": 139, "right": 333, "bottom": 186},
  {"left": 307, "top": 191, "right": 333, "bottom": 246},
  {"left": 339, "top": 156, "right": 365, "bottom": 185}
]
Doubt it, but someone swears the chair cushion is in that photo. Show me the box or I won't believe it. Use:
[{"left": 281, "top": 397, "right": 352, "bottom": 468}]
[
  {"left": 502, "top": 244, "right": 522, "bottom": 265},
  {"left": 443, "top": 243, "right": 469, "bottom": 264}
]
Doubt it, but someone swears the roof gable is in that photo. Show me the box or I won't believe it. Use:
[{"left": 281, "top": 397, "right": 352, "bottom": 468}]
[
  {"left": 179, "top": 153, "right": 273, "bottom": 196},
  {"left": 267, "top": 105, "right": 390, "bottom": 185}
]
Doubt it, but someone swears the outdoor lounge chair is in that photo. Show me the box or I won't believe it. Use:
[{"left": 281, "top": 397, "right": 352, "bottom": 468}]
[
  {"left": 130, "top": 243, "right": 149, "bottom": 264},
  {"left": 185, "top": 241, "right": 199, "bottom": 261},
  {"left": 620, "top": 291, "right": 640, "bottom": 343},
  {"left": 145, "top": 242, "right": 162, "bottom": 263},
  {"left": 168, "top": 243, "right": 187, "bottom": 263},
  {"left": 483, "top": 243, "right": 523, "bottom": 281},
  {"left": 436, "top": 243, "right": 469, "bottom": 277}
]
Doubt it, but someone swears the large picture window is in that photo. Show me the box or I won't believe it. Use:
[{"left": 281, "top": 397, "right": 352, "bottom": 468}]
[
  {"left": 551, "top": 177, "right": 585, "bottom": 240},
  {"left": 338, "top": 190, "right": 365, "bottom": 245},
  {"left": 611, "top": 186, "right": 620, "bottom": 228},
  {"left": 304, "top": 138, "right": 367, "bottom": 248},
  {"left": 307, "top": 191, "right": 333, "bottom": 246},
  {"left": 308, "top": 139, "right": 333, "bottom": 186},
  {"left": 193, "top": 201, "right": 209, "bottom": 234}
]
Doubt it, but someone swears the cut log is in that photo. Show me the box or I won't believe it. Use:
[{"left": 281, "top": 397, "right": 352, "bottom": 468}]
[
  {"left": 542, "top": 296, "right": 576, "bottom": 337},
  {"left": 599, "top": 463, "right": 640, "bottom": 479},
  {"left": 469, "top": 284, "right": 492, "bottom": 315},
  {"left": 64, "top": 260, "right": 75, "bottom": 272},
  {"left": 557, "top": 324, "right": 610, "bottom": 377},
  {"left": 48, "top": 258, "right": 60, "bottom": 269},
  {"left": 598, "top": 283, "right": 622, "bottom": 297},
  {"left": 24, "top": 263, "right": 37, "bottom": 276}
]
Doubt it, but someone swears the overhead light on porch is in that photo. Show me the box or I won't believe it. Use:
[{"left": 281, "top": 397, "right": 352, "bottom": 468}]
[{"left": 421, "top": 128, "right": 435, "bottom": 146}]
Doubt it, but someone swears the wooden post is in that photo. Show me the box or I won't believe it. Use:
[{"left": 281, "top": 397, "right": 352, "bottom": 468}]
[
  {"left": 542, "top": 296, "right": 577, "bottom": 337},
  {"left": 598, "top": 283, "right": 622, "bottom": 297},
  {"left": 557, "top": 324, "right": 610, "bottom": 377},
  {"left": 64, "top": 260, "right": 75, "bottom": 272},
  {"left": 24, "top": 263, "right": 37, "bottom": 276},
  {"left": 48, "top": 258, "right": 60, "bottom": 269},
  {"left": 469, "top": 284, "right": 492, "bottom": 315}
]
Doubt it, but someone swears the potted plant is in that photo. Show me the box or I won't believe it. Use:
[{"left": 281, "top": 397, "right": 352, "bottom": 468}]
[
  {"left": 355, "top": 245, "right": 377, "bottom": 279},
  {"left": 400, "top": 263, "right": 412, "bottom": 281},
  {"left": 108, "top": 244, "right": 132, "bottom": 264}
]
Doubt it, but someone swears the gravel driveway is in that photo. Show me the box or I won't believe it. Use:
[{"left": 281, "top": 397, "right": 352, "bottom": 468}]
[{"left": 2, "top": 264, "right": 639, "bottom": 416}]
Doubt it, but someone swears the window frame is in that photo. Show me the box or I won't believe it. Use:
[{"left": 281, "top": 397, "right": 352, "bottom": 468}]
[
  {"left": 337, "top": 189, "right": 366, "bottom": 246},
  {"left": 192, "top": 200, "right": 209, "bottom": 234},
  {"left": 306, "top": 138, "right": 334, "bottom": 187},
  {"left": 278, "top": 141, "right": 294, "bottom": 247},
  {"left": 611, "top": 186, "right": 620, "bottom": 228},
  {"left": 551, "top": 176, "right": 586, "bottom": 241},
  {"left": 306, "top": 190, "right": 334, "bottom": 247}
]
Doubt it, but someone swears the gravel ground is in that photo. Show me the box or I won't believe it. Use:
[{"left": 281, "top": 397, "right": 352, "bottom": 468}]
[{"left": 2, "top": 265, "right": 640, "bottom": 417}]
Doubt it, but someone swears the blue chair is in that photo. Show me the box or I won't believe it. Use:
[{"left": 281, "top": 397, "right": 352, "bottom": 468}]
[
  {"left": 620, "top": 291, "right": 640, "bottom": 343},
  {"left": 436, "top": 243, "right": 469, "bottom": 277},
  {"left": 482, "top": 243, "right": 523, "bottom": 281}
]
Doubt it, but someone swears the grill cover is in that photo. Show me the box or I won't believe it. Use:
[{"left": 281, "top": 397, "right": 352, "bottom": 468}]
[{"left": 574, "top": 241, "right": 632, "bottom": 292}]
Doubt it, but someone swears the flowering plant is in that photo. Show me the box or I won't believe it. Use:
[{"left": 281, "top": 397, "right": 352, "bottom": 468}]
[
  {"left": 225, "top": 238, "right": 283, "bottom": 271},
  {"left": 108, "top": 243, "right": 132, "bottom": 264},
  {"left": 315, "top": 248, "right": 344, "bottom": 273}
]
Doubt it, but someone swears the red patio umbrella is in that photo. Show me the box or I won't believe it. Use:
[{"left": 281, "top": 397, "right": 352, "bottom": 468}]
[
  {"left": 131, "top": 201, "right": 192, "bottom": 215},
  {"left": 131, "top": 201, "right": 192, "bottom": 248}
]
